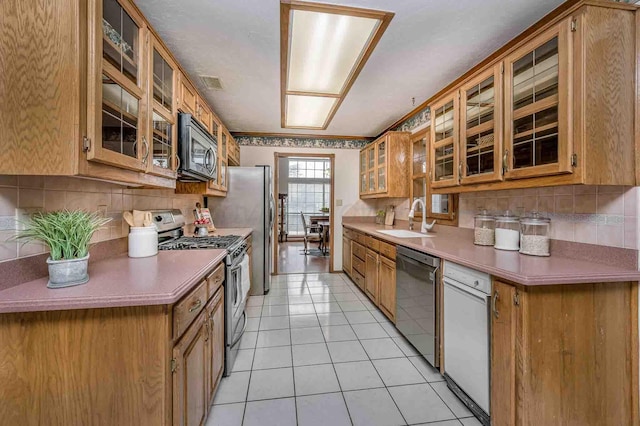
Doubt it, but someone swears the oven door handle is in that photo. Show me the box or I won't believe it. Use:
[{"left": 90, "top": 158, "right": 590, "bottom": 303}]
[
  {"left": 230, "top": 311, "right": 247, "bottom": 348},
  {"left": 444, "top": 278, "right": 488, "bottom": 302}
]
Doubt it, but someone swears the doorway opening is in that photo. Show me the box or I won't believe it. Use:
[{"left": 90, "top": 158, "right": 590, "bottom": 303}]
[{"left": 273, "top": 153, "right": 335, "bottom": 275}]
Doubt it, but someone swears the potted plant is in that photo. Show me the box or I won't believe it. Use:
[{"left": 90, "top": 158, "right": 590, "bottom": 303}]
[{"left": 13, "top": 210, "right": 111, "bottom": 288}]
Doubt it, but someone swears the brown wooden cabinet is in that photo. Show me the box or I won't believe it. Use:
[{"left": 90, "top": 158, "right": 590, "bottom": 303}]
[
  {"left": 228, "top": 135, "right": 240, "bottom": 167},
  {"left": 490, "top": 279, "right": 637, "bottom": 425},
  {"left": 173, "top": 312, "right": 208, "bottom": 426},
  {"left": 206, "top": 288, "right": 224, "bottom": 407},
  {"left": 430, "top": 93, "right": 459, "bottom": 188},
  {"left": 177, "top": 72, "right": 197, "bottom": 116},
  {"left": 365, "top": 249, "right": 379, "bottom": 304},
  {"left": 378, "top": 255, "right": 396, "bottom": 322},
  {"left": 359, "top": 131, "right": 411, "bottom": 199},
  {"left": 346, "top": 227, "right": 397, "bottom": 322}
]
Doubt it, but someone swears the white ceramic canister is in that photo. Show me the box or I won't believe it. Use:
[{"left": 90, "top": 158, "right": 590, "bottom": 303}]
[{"left": 128, "top": 226, "right": 158, "bottom": 258}]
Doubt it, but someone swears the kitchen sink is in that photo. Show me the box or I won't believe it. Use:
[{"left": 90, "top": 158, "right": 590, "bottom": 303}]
[{"left": 377, "top": 229, "right": 434, "bottom": 238}]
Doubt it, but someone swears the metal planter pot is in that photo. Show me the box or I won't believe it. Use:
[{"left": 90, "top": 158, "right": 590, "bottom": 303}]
[{"left": 46, "top": 254, "right": 90, "bottom": 289}]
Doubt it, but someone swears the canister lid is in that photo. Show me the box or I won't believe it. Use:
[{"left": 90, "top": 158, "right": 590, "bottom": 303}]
[
  {"left": 474, "top": 209, "right": 495, "bottom": 221},
  {"left": 520, "top": 211, "right": 550, "bottom": 225},
  {"left": 494, "top": 210, "right": 519, "bottom": 223}
]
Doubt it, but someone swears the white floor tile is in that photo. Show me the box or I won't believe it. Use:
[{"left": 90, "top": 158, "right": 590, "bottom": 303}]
[
  {"left": 252, "top": 346, "right": 292, "bottom": 370},
  {"left": 231, "top": 349, "right": 254, "bottom": 372},
  {"left": 264, "top": 296, "right": 289, "bottom": 306},
  {"left": 352, "top": 322, "right": 389, "bottom": 340},
  {"left": 345, "top": 310, "right": 378, "bottom": 324},
  {"left": 246, "top": 296, "right": 264, "bottom": 307},
  {"left": 289, "top": 304, "right": 316, "bottom": 315},
  {"left": 256, "top": 329, "right": 291, "bottom": 348},
  {"left": 370, "top": 310, "right": 390, "bottom": 322},
  {"left": 206, "top": 402, "right": 245, "bottom": 426},
  {"left": 310, "top": 293, "right": 336, "bottom": 303},
  {"left": 290, "top": 314, "right": 320, "bottom": 329},
  {"left": 327, "top": 340, "right": 368, "bottom": 363},
  {"left": 259, "top": 315, "right": 290, "bottom": 331},
  {"left": 238, "top": 331, "right": 258, "bottom": 349},
  {"left": 413, "top": 421, "right": 462, "bottom": 426},
  {"left": 243, "top": 397, "right": 297, "bottom": 426},
  {"left": 380, "top": 322, "right": 402, "bottom": 338},
  {"left": 321, "top": 325, "right": 357, "bottom": 342},
  {"left": 287, "top": 288, "right": 310, "bottom": 296},
  {"left": 291, "top": 327, "right": 325, "bottom": 345},
  {"left": 288, "top": 295, "right": 314, "bottom": 304},
  {"left": 213, "top": 371, "right": 250, "bottom": 405},
  {"left": 460, "top": 416, "right": 483, "bottom": 425},
  {"left": 293, "top": 364, "right": 340, "bottom": 396},
  {"left": 343, "top": 388, "right": 406, "bottom": 426},
  {"left": 316, "top": 312, "right": 350, "bottom": 326},
  {"left": 261, "top": 304, "right": 290, "bottom": 317},
  {"left": 247, "top": 367, "right": 294, "bottom": 401},
  {"left": 296, "top": 392, "right": 351, "bottom": 426},
  {"left": 392, "top": 336, "right": 420, "bottom": 356},
  {"left": 431, "top": 381, "right": 474, "bottom": 418},
  {"left": 360, "top": 338, "right": 405, "bottom": 360},
  {"left": 292, "top": 343, "right": 332, "bottom": 366},
  {"left": 333, "top": 360, "right": 385, "bottom": 391},
  {"left": 372, "top": 358, "right": 426, "bottom": 386},
  {"left": 388, "top": 383, "right": 456, "bottom": 424},
  {"left": 333, "top": 292, "right": 362, "bottom": 302},
  {"left": 338, "top": 300, "right": 368, "bottom": 312},
  {"left": 408, "top": 356, "right": 444, "bottom": 382},
  {"left": 245, "top": 317, "right": 260, "bottom": 332},
  {"left": 314, "top": 302, "right": 343, "bottom": 313},
  {"left": 307, "top": 287, "right": 333, "bottom": 294},
  {"left": 246, "top": 306, "right": 262, "bottom": 318}
]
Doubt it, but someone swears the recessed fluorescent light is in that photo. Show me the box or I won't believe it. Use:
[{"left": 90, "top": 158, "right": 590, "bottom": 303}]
[
  {"left": 285, "top": 95, "right": 338, "bottom": 128},
  {"left": 281, "top": 1, "right": 394, "bottom": 129}
]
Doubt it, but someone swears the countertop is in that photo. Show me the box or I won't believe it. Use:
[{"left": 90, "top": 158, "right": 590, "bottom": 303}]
[
  {"left": 0, "top": 250, "right": 227, "bottom": 314},
  {"left": 344, "top": 222, "right": 640, "bottom": 285}
]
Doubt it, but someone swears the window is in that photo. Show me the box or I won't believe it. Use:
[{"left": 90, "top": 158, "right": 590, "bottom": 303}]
[{"left": 286, "top": 158, "right": 331, "bottom": 235}]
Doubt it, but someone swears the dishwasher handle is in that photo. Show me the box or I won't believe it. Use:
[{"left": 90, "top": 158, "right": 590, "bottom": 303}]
[{"left": 444, "top": 277, "right": 490, "bottom": 302}]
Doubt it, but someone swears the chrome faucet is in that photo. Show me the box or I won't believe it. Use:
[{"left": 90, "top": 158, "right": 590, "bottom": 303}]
[{"left": 408, "top": 198, "right": 436, "bottom": 233}]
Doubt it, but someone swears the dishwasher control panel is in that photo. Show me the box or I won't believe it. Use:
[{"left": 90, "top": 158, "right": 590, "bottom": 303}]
[{"left": 443, "top": 262, "right": 491, "bottom": 294}]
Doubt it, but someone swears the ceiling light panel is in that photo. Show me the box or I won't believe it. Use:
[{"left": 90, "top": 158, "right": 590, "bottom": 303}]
[
  {"left": 285, "top": 95, "right": 337, "bottom": 128},
  {"left": 281, "top": 1, "right": 394, "bottom": 129},
  {"left": 288, "top": 10, "right": 379, "bottom": 94}
]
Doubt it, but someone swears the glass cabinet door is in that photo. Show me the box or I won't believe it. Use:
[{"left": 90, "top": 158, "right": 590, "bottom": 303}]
[
  {"left": 430, "top": 95, "right": 459, "bottom": 188},
  {"left": 460, "top": 64, "right": 502, "bottom": 184},
  {"left": 152, "top": 48, "right": 173, "bottom": 112},
  {"left": 377, "top": 139, "right": 386, "bottom": 192},
  {"left": 222, "top": 132, "right": 228, "bottom": 160},
  {"left": 101, "top": 74, "right": 140, "bottom": 160},
  {"left": 151, "top": 111, "right": 172, "bottom": 170},
  {"left": 103, "top": 0, "right": 140, "bottom": 84},
  {"left": 368, "top": 170, "right": 375, "bottom": 192},
  {"left": 504, "top": 20, "right": 571, "bottom": 179},
  {"left": 360, "top": 173, "right": 367, "bottom": 193},
  {"left": 368, "top": 146, "right": 375, "bottom": 170}
]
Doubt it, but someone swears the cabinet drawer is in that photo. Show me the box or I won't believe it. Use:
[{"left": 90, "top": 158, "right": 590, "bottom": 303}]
[
  {"left": 379, "top": 241, "right": 396, "bottom": 260},
  {"left": 207, "top": 263, "right": 225, "bottom": 299},
  {"left": 352, "top": 241, "right": 366, "bottom": 261},
  {"left": 174, "top": 280, "right": 208, "bottom": 339},
  {"left": 343, "top": 228, "right": 354, "bottom": 240},
  {"left": 352, "top": 256, "right": 365, "bottom": 276},
  {"left": 367, "top": 236, "right": 380, "bottom": 252},
  {"left": 352, "top": 270, "right": 365, "bottom": 290},
  {"left": 355, "top": 232, "right": 368, "bottom": 245}
]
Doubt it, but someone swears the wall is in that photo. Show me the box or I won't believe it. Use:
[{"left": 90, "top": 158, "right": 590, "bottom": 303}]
[
  {"left": 458, "top": 185, "right": 639, "bottom": 249},
  {"left": 239, "top": 146, "right": 360, "bottom": 270},
  {"left": 0, "top": 176, "right": 202, "bottom": 262}
]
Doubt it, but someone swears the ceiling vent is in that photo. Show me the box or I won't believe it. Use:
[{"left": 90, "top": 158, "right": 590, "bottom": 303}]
[{"left": 200, "top": 75, "right": 224, "bottom": 90}]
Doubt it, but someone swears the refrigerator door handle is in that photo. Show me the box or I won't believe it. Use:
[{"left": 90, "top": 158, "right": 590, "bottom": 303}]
[{"left": 269, "top": 194, "right": 275, "bottom": 228}]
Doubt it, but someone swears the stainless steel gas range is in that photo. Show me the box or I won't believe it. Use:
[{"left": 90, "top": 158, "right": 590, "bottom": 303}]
[{"left": 153, "top": 209, "right": 249, "bottom": 377}]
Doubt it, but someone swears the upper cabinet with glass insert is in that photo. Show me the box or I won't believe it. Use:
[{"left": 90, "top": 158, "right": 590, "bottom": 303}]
[
  {"left": 359, "top": 132, "right": 411, "bottom": 199},
  {"left": 430, "top": 94, "right": 459, "bottom": 188},
  {"left": 503, "top": 21, "right": 570, "bottom": 180},
  {"left": 460, "top": 64, "right": 503, "bottom": 185}
]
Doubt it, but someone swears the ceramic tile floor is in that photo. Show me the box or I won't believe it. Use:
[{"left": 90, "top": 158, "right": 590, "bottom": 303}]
[{"left": 208, "top": 273, "right": 481, "bottom": 426}]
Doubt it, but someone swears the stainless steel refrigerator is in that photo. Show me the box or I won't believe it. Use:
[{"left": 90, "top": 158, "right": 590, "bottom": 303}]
[{"left": 208, "top": 166, "right": 273, "bottom": 295}]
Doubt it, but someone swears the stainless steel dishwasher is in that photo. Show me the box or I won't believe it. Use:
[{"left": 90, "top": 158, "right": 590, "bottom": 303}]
[{"left": 395, "top": 246, "right": 440, "bottom": 367}]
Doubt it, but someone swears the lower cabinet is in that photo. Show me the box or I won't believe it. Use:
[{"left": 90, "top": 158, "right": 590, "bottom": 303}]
[
  {"left": 173, "top": 313, "right": 208, "bottom": 426},
  {"left": 365, "top": 249, "right": 379, "bottom": 304},
  {"left": 378, "top": 256, "right": 396, "bottom": 321},
  {"left": 345, "top": 226, "right": 396, "bottom": 322},
  {"left": 490, "top": 279, "right": 637, "bottom": 425},
  {"left": 206, "top": 288, "right": 225, "bottom": 407}
]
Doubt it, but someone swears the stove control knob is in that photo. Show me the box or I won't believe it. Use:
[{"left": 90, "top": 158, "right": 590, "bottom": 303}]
[{"left": 155, "top": 215, "right": 163, "bottom": 222}]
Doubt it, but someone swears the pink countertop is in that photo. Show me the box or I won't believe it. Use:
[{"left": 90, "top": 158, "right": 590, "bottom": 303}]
[
  {"left": 344, "top": 222, "right": 640, "bottom": 285},
  {"left": 0, "top": 250, "right": 226, "bottom": 314}
]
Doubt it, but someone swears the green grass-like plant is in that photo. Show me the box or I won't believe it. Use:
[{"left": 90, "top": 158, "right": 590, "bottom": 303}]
[{"left": 12, "top": 211, "right": 112, "bottom": 261}]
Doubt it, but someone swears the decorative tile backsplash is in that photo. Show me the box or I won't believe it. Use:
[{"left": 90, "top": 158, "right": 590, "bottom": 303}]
[
  {"left": 0, "top": 176, "right": 202, "bottom": 262},
  {"left": 458, "top": 185, "right": 639, "bottom": 249},
  {"left": 234, "top": 135, "right": 370, "bottom": 149}
]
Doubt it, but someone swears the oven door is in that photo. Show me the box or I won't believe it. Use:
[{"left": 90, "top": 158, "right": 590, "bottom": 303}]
[
  {"left": 225, "top": 253, "right": 248, "bottom": 376},
  {"left": 178, "top": 114, "right": 217, "bottom": 181}
]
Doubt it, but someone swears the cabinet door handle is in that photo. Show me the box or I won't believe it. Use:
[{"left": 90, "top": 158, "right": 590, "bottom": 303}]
[
  {"left": 502, "top": 150, "right": 509, "bottom": 175},
  {"left": 492, "top": 290, "right": 499, "bottom": 319},
  {"left": 189, "top": 298, "right": 202, "bottom": 312},
  {"left": 458, "top": 161, "right": 462, "bottom": 183},
  {"left": 204, "top": 319, "right": 210, "bottom": 342},
  {"left": 141, "top": 136, "right": 150, "bottom": 165},
  {"left": 175, "top": 154, "right": 181, "bottom": 172}
]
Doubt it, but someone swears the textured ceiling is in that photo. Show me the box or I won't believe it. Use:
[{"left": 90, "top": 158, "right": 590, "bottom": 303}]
[{"left": 135, "top": 0, "right": 564, "bottom": 137}]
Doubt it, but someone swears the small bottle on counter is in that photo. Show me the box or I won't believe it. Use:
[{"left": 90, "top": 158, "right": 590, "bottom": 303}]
[
  {"left": 519, "top": 212, "right": 551, "bottom": 256},
  {"left": 474, "top": 210, "right": 495, "bottom": 246},
  {"left": 494, "top": 210, "right": 520, "bottom": 251}
]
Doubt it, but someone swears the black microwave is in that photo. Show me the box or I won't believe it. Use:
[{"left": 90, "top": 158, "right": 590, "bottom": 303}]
[{"left": 178, "top": 113, "right": 218, "bottom": 182}]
